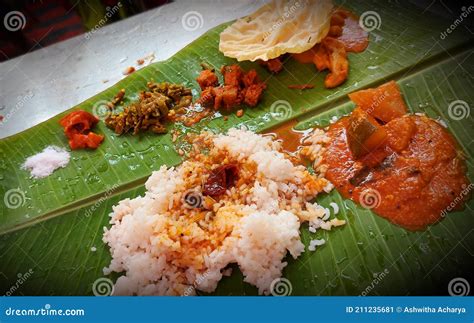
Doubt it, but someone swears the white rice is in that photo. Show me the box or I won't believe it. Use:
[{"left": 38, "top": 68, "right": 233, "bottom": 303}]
[{"left": 103, "top": 128, "right": 345, "bottom": 295}]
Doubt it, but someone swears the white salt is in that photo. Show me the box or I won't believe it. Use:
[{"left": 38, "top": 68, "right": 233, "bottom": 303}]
[{"left": 22, "top": 146, "right": 70, "bottom": 178}]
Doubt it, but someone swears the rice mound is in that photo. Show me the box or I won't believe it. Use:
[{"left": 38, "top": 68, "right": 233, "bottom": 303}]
[{"left": 103, "top": 128, "right": 344, "bottom": 295}]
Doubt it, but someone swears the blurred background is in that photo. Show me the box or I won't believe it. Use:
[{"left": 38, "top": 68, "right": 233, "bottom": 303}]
[{"left": 0, "top": 0, "right": 169, "bottom": 62}]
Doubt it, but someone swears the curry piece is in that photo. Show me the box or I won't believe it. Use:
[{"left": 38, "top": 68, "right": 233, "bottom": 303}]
[
  {"left": 347, "top": 107, "right": 387, "bottom": 159},
  {"left": 323, "top": 81, "right": 470, "bottom": 231},
  {"left": 324, "top": 115, "right": 470, "bottom": 231},
  {"left": 105, "top": 82, "right": 192, "bottom": 135},
  {"left": 348, "top": 81, "right": 407, "bottom": 123}
]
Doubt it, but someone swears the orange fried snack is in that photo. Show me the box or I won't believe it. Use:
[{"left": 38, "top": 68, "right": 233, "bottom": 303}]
[{"left": 196, "top": 65, "right": 266, "bottom": 111}]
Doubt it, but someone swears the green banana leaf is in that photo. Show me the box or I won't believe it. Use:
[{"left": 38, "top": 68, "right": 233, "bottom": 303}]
[{"left": 1, "top": 0, "right": 473, "bottom": 296}]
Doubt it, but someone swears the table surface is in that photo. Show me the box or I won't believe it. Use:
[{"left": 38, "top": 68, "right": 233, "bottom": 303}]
[{"left": 0, "top": 0, "right": 264, "bottom": 139}]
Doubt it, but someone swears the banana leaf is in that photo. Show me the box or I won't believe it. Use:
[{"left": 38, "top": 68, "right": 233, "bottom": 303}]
[{"left": 0, "top": 0, "right": 473, "bottom": 296}]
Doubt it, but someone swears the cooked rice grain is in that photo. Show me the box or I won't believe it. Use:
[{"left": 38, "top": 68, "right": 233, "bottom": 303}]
[{"left": 103, "top": 128, "right": 344, "bottom": 295}]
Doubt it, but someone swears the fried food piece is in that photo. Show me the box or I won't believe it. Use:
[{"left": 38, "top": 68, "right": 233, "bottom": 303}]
[
  {"left": 197, "top": 87, "right": 215, "bottom": 108},
  {"left": 259, "top": 58, "right": 284, "bottom": 73},
  {"left": 321, "top": 38, "right": 349, "bottom": 88},
  {"left": 213, "top": 85, "right": 242, "bottom": 110},
  {"left": 196, "top": 70, "right": 219, "bottom": 90},
  {"left": 197, "top": 66, "right": 266, "bottom": 111},
  {"left": 312, "top": 44, "right": 330, "bottom": 71},
  {"left": 242, "top": 69, "right": 260, "bottom": 87},
  {"left": 221, "top": 65, "right": 243, "bottom": 87},
  {"left": 243, "top": 83, "right": 267, "bottom": 107}
]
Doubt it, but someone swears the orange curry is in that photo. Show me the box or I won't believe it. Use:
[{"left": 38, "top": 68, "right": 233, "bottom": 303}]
[{"left": 323, "top": 81, "right": 470, "bottom": 230}]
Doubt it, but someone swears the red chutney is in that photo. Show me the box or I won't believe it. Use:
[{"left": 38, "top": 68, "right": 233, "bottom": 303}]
[
  {"left": 59, "top": 110, "right": 104, "bottom": 150},
  {"left": 323, "top": 115, "right": 470, "bottom": 231}
]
